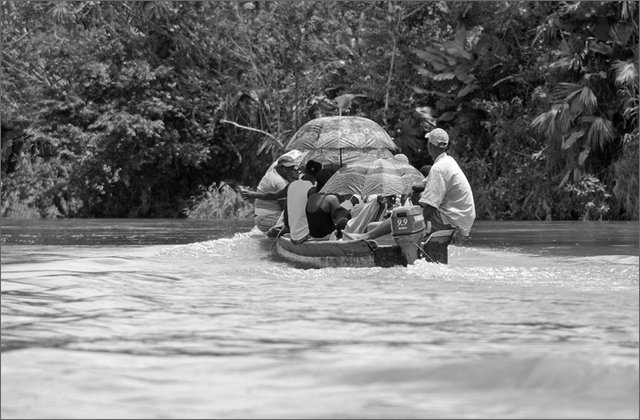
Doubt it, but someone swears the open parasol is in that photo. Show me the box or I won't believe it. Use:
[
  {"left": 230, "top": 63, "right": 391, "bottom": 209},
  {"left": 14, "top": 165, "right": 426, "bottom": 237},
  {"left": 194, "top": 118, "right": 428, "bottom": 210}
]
[
  {"left": 285, "top": 116, "right": 398, "bottom": 165},
  {"left": 319, "top": 156, "right": 376, "bottom": 196},
  {"left": 321, "top": 155, "right": 425, "bottom": 198},
  {"left": 361, "top": 156, "right": 425, "bottom": 198}
]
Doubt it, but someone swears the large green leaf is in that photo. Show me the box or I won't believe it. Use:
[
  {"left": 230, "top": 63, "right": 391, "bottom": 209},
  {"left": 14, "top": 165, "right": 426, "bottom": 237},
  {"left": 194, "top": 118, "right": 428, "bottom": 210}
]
[
  {"left": 413, "top": 48, "right": 448, "bottom": 66},
  {"left": 442, "top": 40, "right": 472, "bottom": 61},
  {"left": 437, "top": 111, "right": 456, "bottom": 122},
  {"left": 410, "top": 86, "right": 455, "bottom": 99},
  {"left": 562, "top": 129, "right": 584, "bottom": 150},
  {"left": 457, "top": 83, "right": 480, "bottom": 98},
  {"left": 578, "top": 147, "right": 590, "bottom": 166},
  {"left": 433, "top": 72, "right": 456, "bottom": 81}
]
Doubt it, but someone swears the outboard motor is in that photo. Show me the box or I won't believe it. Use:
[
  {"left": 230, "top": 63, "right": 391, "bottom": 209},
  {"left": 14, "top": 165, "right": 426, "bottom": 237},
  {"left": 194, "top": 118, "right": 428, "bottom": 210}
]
[{"left": 391, "top": 205, "right": 426, "bottom": 265}]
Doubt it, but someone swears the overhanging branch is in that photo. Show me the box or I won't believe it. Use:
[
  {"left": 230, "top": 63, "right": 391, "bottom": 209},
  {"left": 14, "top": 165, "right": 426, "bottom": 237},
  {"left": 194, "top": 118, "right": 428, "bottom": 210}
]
[{"left": 219, "top": 119, "right": 284, "bottom": 148}]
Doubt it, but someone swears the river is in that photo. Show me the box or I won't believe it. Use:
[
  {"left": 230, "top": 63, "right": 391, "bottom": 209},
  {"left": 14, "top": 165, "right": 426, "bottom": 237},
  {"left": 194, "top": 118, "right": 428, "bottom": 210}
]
[{"left": 1, "top": 218, "right": 638, "bottom": 419}]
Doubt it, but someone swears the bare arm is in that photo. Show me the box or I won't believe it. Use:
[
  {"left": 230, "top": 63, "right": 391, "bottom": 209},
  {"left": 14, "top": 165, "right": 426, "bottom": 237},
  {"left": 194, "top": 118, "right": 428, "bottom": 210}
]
[{"left": 241, "top": 186, "right": 287, "bottom": 201}]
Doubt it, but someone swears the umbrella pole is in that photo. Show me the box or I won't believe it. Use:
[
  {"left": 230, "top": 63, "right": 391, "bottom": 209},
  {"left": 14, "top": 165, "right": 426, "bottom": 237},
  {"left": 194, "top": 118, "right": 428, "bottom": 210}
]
[{"left": 340, "top": 148, "right": 343, "bottom": 167}]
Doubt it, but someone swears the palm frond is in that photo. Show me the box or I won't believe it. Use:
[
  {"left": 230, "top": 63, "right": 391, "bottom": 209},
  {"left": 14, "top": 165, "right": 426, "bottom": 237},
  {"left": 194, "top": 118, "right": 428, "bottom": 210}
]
[
  {"left": 621, "top": 93, "right": 639, "bottom": 125},
  {"left": 551, "top": 82, "right": 582, "bottom": 103},
  {"left": 555, "top": 102, "right": 573, "bottom": 133},
  {"left": 559, "top": 1, "right": 582, "bottom": 15},
  {"left": 620, "top": 1, "right": 637, "bottom": 21},
  {"left": 613, "top": 60, "right": 638, "bottom": 87},
  {"left": 611, "top": 22, "right": 634, "bottom": 46},
  {"left": 554, "top": 39, "right": 587, "bottom": 71},
  {"left": 586, "top": 117, "right": 614, "bottom": 149},
  {"left": 549, "top": 57, "right": 573, "bottom": 73},
  {"left": 588, "top": 40, "right": 613, "bottom": 56},
  {"left": 577, "top": 86, "right": 597, "bottom": 114},
  {"left": 530, "top": 108, "right": 558, "bottom": 140}
]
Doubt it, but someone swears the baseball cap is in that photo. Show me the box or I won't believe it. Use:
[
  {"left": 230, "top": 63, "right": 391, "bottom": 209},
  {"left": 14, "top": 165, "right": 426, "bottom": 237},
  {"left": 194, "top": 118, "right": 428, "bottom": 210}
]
[
  {"left": 277, "top": 155, "right": 296, "bottom": 167},
  {"left": 425, "top": 128, "right": 449, "bottom": 148}
]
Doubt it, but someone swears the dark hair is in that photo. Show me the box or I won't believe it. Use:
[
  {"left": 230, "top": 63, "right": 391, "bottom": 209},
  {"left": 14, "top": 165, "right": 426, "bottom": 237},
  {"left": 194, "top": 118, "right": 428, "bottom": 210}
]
[
  {"left": 314, "top": 166, "right": 338, "bottom": 191},
  {"left": 305, "top": 160, "right": 322, "bottom": 176}
]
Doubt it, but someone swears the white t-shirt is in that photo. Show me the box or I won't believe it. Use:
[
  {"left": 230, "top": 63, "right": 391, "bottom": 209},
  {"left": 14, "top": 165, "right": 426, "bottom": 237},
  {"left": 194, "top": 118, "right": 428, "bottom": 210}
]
[
  {"left": 419, "top": 153, "right": 476, "bottom": 236},
  {"left": 286, "top": 179, "right": 314, "bottom": 241},
  {"left": 254, "top": 168, "right": 288, "bottom": 216}
]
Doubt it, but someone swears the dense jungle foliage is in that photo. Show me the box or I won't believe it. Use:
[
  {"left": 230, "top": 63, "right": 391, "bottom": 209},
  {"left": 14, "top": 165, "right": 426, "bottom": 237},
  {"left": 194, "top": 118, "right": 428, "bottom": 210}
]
[{"left": 1, "top": 1, "right": 638, "bottom": 220}]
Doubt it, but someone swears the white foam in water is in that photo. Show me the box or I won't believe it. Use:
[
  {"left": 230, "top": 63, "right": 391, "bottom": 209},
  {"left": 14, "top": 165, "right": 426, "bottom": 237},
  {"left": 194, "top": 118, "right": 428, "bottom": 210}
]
[{"left": 158, "top": 230, "right": 266, "bottom": 259}]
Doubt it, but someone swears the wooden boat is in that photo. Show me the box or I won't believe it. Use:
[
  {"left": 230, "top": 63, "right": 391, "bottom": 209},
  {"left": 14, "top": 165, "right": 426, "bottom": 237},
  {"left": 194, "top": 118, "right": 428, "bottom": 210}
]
[
  {"left": 273, "top": 205, "right": 456, "bottom": 268},
  {"left": 274, "top": 229, "right": 456, "bottom": 268}
]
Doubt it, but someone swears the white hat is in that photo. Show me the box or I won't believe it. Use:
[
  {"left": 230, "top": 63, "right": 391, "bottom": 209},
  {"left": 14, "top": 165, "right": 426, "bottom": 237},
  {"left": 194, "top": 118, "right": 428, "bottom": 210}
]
[
  {"left": 277, "top": 155, "right": 296, "bottom": 167},
  {"left": 425, "top": 128, "right": 449, "bottom": 148}
]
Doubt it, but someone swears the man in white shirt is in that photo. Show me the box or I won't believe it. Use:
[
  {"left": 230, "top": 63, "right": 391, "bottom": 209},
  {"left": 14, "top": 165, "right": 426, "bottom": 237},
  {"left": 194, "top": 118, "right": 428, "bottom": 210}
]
[
  {"left": 416, "top": 128, "right": 475, "bottom": 236},
  {"left": 358, "top": 128, "right": 475, "bottom": 239}
]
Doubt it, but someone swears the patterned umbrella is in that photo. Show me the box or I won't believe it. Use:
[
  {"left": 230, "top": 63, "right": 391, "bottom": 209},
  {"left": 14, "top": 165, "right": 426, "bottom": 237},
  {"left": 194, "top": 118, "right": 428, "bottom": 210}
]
[
  {"left": 319, "top": 156, "right": 376, "bottom": 196},
  {"left": 361, "top": 156, "right": 425, "bottom": 198},
  {"left": 285, "top": 116, "right": 398, "bottom": 165},
  {"left": 302, "top": 148, "right": 393, "bottom": 167},
  {"left": 321, "top": 155, "right": 424, "bottom": 198}
]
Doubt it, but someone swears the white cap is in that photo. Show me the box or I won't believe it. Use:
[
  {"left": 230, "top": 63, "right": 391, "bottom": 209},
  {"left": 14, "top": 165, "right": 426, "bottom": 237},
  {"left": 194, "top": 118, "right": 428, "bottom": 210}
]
[{"left": 425, "top": 128, "right": 449, "bottom": 148}]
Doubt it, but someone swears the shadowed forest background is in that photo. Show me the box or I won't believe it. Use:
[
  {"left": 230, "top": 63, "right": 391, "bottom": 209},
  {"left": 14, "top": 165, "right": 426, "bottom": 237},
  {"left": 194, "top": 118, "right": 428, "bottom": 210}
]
[{"left": 1, "top": 1, "right": 638, "bottom": 221}]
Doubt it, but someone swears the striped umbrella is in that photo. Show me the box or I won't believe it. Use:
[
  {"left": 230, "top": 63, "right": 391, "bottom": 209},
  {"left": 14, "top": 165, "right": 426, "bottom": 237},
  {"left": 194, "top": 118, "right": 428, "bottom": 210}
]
[
  {"left": 361, "top": 157, "right": 425, "bottom": 198},
  {"left": 321, "top": 155, "right": 424, "bottom": 199},
  {"left": 319, "top": 157, "right": 375, "bottom": 196}
]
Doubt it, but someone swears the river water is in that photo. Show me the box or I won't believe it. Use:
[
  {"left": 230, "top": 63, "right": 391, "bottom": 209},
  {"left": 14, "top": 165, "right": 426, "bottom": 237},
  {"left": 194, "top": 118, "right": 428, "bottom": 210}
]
[{"left": 1, "top": 219, "right": 638, "bottom": 419}]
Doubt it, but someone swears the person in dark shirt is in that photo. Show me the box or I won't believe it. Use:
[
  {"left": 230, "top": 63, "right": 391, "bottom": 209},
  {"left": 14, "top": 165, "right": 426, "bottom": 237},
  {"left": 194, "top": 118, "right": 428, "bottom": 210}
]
[{"left": 305, "top": 167, "right": 351, "bottom": 239}]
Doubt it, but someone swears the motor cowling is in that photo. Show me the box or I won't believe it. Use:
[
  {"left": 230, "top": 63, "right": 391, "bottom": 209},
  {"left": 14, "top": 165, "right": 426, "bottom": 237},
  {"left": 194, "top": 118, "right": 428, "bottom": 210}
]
[{"left": 391, "top": 205, "right": 426, "bottom": 265}]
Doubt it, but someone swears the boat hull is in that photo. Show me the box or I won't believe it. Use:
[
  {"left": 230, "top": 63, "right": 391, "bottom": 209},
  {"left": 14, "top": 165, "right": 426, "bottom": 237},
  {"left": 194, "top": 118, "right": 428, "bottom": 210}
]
[{"left": 274, "top": 230, "right": 455, "bottom": 268}]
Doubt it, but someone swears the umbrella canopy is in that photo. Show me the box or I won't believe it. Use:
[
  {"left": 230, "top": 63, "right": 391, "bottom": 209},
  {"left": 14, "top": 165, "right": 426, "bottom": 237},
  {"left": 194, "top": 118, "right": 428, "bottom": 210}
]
[
  {"left": 285, "top": 116, "right": 398, "bottom": 153},
  {"left": 320, "top": 155, "right": 425, "bottom": 198},
  {"left": 302, "top": 148, "right": 393, "bottom": 167},
  {"left": 319, "top": 156, "right": 376, "bottom": 196},
  {"left": 361, "top": 156, "right": 425, "bottom": 198}
]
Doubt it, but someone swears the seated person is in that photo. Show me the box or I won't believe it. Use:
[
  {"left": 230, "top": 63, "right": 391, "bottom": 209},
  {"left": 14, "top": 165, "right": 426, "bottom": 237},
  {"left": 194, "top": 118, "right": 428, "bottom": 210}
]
[
  {"left": 241, "top": 160, "right": 322, "bottom": 242},
  {"left": 341, "top": 194, "right": 393, "bottom": 237},
  {"left": 354, "top": 128, "right": 476, "bottom": 240},
  {"left": 245, "top": 155, "right": 298, "bottom": 232},
  {"left": 304, "top": 167, "right": 350, "bottom": 239}
]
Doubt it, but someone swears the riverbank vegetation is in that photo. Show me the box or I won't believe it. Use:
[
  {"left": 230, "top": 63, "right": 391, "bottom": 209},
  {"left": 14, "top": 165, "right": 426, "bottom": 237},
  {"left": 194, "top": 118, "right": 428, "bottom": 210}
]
[{"left": 1, "top": 1, "right": 637, "bottom": 220}]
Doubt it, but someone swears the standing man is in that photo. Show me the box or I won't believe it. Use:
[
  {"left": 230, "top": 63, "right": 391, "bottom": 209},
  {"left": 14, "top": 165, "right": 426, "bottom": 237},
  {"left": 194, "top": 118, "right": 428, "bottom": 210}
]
[{"left": 250, "top": 155, "right": 298, "bottom": 233}]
